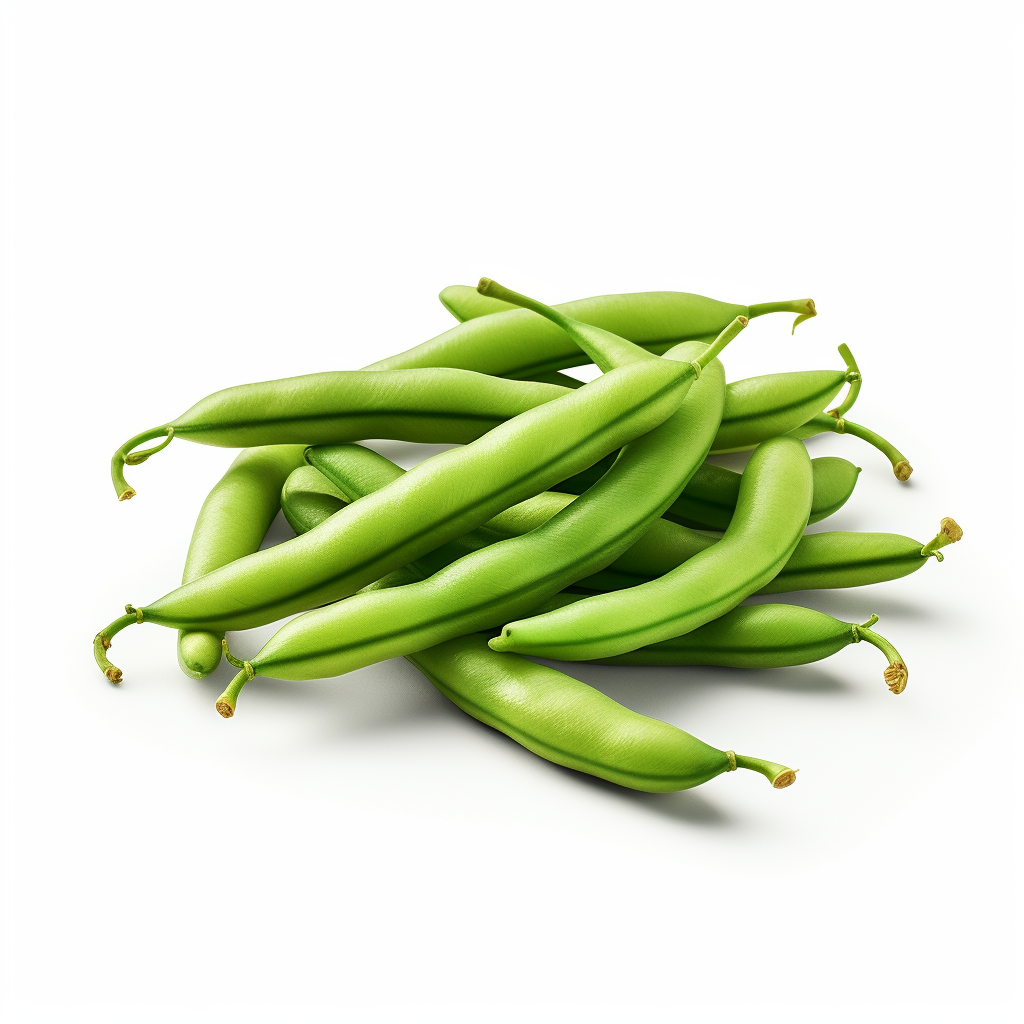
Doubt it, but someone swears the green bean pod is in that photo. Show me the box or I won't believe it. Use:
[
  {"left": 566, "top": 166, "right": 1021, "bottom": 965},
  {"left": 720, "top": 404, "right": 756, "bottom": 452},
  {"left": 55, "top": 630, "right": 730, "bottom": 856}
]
[
  {"left": 410, "top": 630, "right": 797, "bottom": 791},
  {"left": 490, "top": 435, "right": 813, "bottom": 661},
  {"left": 534, "top": 599, "right": 908, "bottom": 694},
  {"left": 558, "top": 455, "right": 860, "bottom": 531},
  {"left": 110, "top": 369, "right": 568, "bottom": 500},
  {"left": 368, "top": 289, "right": 815, "bottom": 380},
  {"left": 790, "top": 412, "right": 913, "bottom": 480},
  {"left": 177, "top": 445, "right": 307, "bottom": 679},
  {"left": 209, "top": 288, "right": 742, "bottom": 712},
  {"left": 94, "top": 295, "right": 703, "bottom": 681},
  {"left": 280, "top": 465, "right": 348, "bottom": 535}
]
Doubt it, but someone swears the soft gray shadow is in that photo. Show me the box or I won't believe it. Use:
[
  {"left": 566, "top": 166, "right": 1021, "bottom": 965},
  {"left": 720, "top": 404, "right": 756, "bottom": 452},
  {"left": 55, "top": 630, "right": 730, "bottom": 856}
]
[{"left": 743, "top": 589, "right": 930, "bottom": 621}]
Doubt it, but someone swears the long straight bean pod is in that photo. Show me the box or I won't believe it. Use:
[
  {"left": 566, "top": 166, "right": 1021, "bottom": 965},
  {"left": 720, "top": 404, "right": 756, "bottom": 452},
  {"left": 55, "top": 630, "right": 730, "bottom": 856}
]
[
  {"left": 110, "top": 369, "right": 567, "bottom": 500},
  {"left": 368, "top": 288, "right": 814, "bottom": 379},
  {"left": 490, "top": 436, "right": 813, "bottom": 661},
  {"left": 533, "top": 599, "right": 909, "bottom": 693},
  {"left": 177, "top": 445, "right": 307, "bottom": 679},
  {"left": 94, "top": 290, "right": 702, "bottom": 681}
]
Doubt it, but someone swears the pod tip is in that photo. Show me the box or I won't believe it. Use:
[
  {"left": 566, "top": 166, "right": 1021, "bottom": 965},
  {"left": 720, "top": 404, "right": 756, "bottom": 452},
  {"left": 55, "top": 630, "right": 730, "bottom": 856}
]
[
  {"left": 883, "top": 661, "right": 908, "bottom": 695},
  {"left": 215, "top": 699, "right": 235, "bottom": 719},
  {"left": 894, "top": 460, "right": 913, "bottom": 481},
  {"left": 477, "top": 277, "right": 496, "bottom": 295},
  {"left": 772, "top": 769, "right": 798, "bottom": 789},
  {"left": 940, "top": 517, "right": 963, "bottom": 543}
]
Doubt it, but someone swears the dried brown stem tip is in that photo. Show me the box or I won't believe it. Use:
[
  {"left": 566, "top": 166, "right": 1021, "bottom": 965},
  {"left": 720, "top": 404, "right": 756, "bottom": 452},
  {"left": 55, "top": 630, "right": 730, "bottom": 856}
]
[
  {"left": 894, "top": 460, "right": 913, "bottom": 481},
  {"left": 884, "top": 661, "right": 909, "bottom": 695}
]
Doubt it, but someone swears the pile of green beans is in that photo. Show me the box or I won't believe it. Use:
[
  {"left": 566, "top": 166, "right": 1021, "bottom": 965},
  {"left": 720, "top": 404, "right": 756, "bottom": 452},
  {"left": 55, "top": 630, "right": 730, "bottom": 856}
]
[{"left": 95, "top": 277, "right": 962, "bottom": 800}]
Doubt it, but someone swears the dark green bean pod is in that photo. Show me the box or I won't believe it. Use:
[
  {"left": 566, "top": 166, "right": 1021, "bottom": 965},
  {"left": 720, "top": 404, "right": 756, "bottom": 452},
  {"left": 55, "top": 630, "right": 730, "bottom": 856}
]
[
  {"left": 558, "top": 455, "right": 860, "bottom": 531},
  {"left": 410, "top": 628, "right": 797, "bottom": 791},
  {"left": 280, "top": 465, "right": 348, "bottom": 535},
  {"left": 534, "top": 599, "right": 909, "bottom": 694},
  {"left": 490, "top": 436, "right": 813, "bottom": 661},
  {"left": 177, "top": 445, "right": 308, "bottom": 679},
  {"left": 790, "top": 412, "right": 913, "bottom": 480},
  {"left": 94, "top": 293, "right": 702, "bottom": 682},
  {"left": 368, "top": 288, "right": 814, "bottom": 380},
  {"left": 209, "top": 287, "right": 742, "bottom": 713},
  {"left": 109, "top": 369, "right": 567, "bottom": 500}
]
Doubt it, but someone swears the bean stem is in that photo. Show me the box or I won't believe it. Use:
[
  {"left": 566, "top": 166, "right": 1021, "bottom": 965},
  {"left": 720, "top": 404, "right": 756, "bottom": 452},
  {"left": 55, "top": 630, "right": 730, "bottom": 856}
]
[
  {"left": 828, "top": 344, "right": 862, "bottom": 418},
  {"left": 746, "top": 298, "right": 816, "bottom": 334},
  {"left": 110, "top": 425, "right": 174, "bottom": 500},
  {"left": 92, "top": 610, "right": 141, "bottom": 683},
  {"left": 801, "top": 412, "right": 913, "bottom": 480},
  {"left": 733, "top": 754, "right": 798, "bottom": 789},
  {"left": 853, "top": 615, "right": 909, "bottom": 694},
  {"left": 920, "top": 517, "right": 963, "bottom": 561}
]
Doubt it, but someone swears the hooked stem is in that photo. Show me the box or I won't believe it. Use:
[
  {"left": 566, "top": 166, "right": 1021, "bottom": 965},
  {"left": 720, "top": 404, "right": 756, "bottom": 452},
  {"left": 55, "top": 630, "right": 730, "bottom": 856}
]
[
  {"left": 920, "top": 518, "right": 963, "bottom": 562},
  {"left": 828, "top": 344, "right": 862, "bottom": 418},
  {"left": 852, "top": 616, "right": 908, "bottom": 694},
  {"left": 477, "top": 278, "right": 651, "bottom": 371},
  {"left": 110, "top": 426, "right": 174, "bottom": 500},
  {"left": 215, "top": 669, "right": 250, "bottom": 719},
  {"left": 803, "top": 412, "right": 913, "bottom": 480},
  {"left": 93, "top": 607, "right": 142, "bottom": 682},
  {"left": 695, "top": 315, "right": 748, "bottom": 369},
  {"left": 733, "top": 754, "right": 798, "bottom": 789},
  {"left": 746, "top": 298, "right": 816, "bottom": 334}
]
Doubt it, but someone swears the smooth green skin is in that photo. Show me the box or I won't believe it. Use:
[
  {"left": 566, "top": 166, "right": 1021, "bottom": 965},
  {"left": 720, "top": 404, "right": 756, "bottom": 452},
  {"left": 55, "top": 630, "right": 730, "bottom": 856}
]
[
  {"left": 177, "top": 445, "right": 307, "bottom": 678},
  {"left": 110, "top": 369, "right": 574, "bottom": 497},
  {"left": 103, "top": 354, "right": 696, "bottom": 643},
  {"left": 290, "top": 453, "right": 929, "bottom": 599},
  {"left": 709, "top": 369, "right": 849, "bottom": 452},
  {"left": 280, "top": 465, "right": 348, "bottom": 535},
  {"left": 370, "top": 289, "right": 813, "bottom": 379},
  {"left": 490, "top": 436, "right": 813, "bottom": 661},
  {"left": 223, "top": 338, "right": 727, "bottom": 685},
  {"left": 533, "top": 600, "right": 886, "bottom": 668},
  {"left": 558, "top": 455, "right": 860, "bottom": 531},
  {"left": 412, "top": 630, "right": 739, "bottom": 793}
]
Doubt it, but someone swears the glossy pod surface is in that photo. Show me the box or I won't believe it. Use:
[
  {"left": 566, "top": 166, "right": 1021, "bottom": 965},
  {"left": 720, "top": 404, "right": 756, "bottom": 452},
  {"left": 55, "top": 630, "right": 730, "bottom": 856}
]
[
  {"left": 411, "top": 631, "right": 785, "bottom": 792},
  {"left": 220, "top": 332, "right": 728, "bottom": 688},
  {"left": 94, "top": 332, "right": 699, "bottom": 683},
  {"left": 491, "top": 436, "right": 813, "bottom": 660},
  {"left": 369, "top": 289, "right": 813, "bottom": 379},
  {"left": 177, "top": 445, "right": 307, "bottom": 678},
  {"left": 558, "top": 455, "right": 860, "bottom": 531}
]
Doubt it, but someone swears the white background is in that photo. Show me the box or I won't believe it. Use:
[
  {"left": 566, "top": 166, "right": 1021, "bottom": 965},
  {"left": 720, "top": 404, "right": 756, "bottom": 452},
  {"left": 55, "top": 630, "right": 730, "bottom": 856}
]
[{"left": 1, "top": 2, "right": 1020, "bottom": 1022}]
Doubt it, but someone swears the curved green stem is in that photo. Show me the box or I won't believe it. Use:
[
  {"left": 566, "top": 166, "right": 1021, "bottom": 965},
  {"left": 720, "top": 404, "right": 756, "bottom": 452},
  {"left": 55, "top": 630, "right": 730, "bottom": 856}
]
[
  {"left": 920, "top": 518, "right": 963, "bottom": 562},
  {"left": 733, "top": 754, "right": 798, "bottom": 789},
  {"left": 746, "top": 298, "right": 816, "bottom": 334},
  {"left": 695, "top": 315, "right": 748, "bottom": 368},
  {"left": 800, "top": 412, "right": 912, "bottom": 480},
  {"left": 852, "top": 616, "right": 908, "bottom": 694},
  {"left": 477, "top": 278, "right": 653, "bottom": 371},
  {"left": 215, "top": 669, "right": 251, "bottom": 719},
  {"left": 110, "top": 426, "right": 173, "bottom": 500},
  {"left": 92, "top": 609, "right": 142, "bottom": 682},
  {"left": 829, "top": 344, "right": 862, "bottom": 417}
]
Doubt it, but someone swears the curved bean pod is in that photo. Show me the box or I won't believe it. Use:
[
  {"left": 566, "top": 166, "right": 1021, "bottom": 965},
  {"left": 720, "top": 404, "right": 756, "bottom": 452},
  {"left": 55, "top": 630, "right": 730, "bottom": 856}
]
[
  {"left": 368, "top": 289, "right": 814, "bottom": 379},
  {"left": 534, "top": 600, "right": 908, "bottom": 694},
  {"left": 790, "top": 412, "right": 913, "bottom": 480},
  {"left": 94, "top": 289, "right": 703, "bottom": 681},
  {"left": 208, "top": 295, "right": 742, "bottom": 711},
  {"left": 177, "top": 446, "right": 307, "bottom": 679},
  {"left": 110, "top": 369, "right": 567, "bottom": 500},
  {"left": 411, "top": 630, "right": 796, "bottom": 791},
  {"left": 489, "top": 435, "right": 813, "bottom": 661}
]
